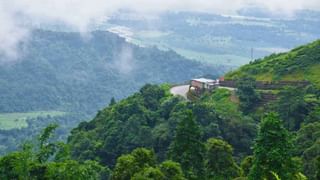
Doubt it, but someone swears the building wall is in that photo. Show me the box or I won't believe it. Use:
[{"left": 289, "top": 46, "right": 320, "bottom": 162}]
[{"left": 191, "top": 80, "right": 204, "bottom": 89}]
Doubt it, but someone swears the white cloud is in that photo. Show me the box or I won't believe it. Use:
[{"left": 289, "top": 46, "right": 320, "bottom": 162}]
[
  {"left": 0, "top": 0, "right": 319, "bottom": 61},
  {"left": 0, "top": 2, "right": 29, "bottom": 60},
  {"left": 113, "top": 45, "right": 135, "bottom": 75}
]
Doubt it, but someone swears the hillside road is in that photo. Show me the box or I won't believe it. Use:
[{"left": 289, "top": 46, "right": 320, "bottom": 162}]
[{"left": 170, "top": 85, "right": 189, "bottom": 99}]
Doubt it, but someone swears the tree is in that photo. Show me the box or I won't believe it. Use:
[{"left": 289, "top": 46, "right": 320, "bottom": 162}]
[
  {"left": 301, "top": 140, "right": 320, "bottom": 180},
  {"left": 276, "top": 87, "right": 309, "bottom": 131},
  {"left": 205, "top": 138, "right": 240, "bottom": 179},
  {"left": 249, "top": 113, "right": 298, "bottom": 180},
  {"left": 236, "top": 77, "right": 260, "bottom": 114},
  {"left": 112, "top": 154, "right": 139, "bottom": 180},
  {"left": 109, "top": 97, "right": 117, "bottom": 106},
  {"left": 0, "top": 125, "right": 107, "bottom": 179},
  {"left": 131, "top": 148, "right": 157, "bottom": 169},
  {"left": 112, "top": 148, "right": 185, "bottom": 180},
  {"left": 295, "top": 122, "right": 320, "bottom": 179},
  {"left": 140, "top": 84, "right": 165, "bottom": 110},
  {"left": 192, "top": 102, "right": 221, "bottom": 139},
  {"left": 112, "top": 148, "right": 157, "bottom": 180},
  {"left": 316, "top": 156, "right": 320, "bottom": 180},
  {"left": 159, "top": 160, "right": 185, "bottom": 180},
  {"left": 168, "top": 110, "right": 205, "bottom": 179},
  {"left": 0, "top": 150, "right": 32, "bottom": 179},
  {"left": 131, "top": 167, "right": 165, "bottom": 180},
  {"left": 240, "top": 156, "right": 253, "bottom": 177},
  {"left": 37, "top": 124, "right": 59, "bottom": 163},
  {"left": 45, "top": 160, "right": 109, "bottom": 180}
]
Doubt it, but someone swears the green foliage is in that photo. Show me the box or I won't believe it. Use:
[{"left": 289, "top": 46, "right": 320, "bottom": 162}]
[
  {"left": 205, "top": 138, "right": 240, "bottom": 180},
  {"left": 112, "top": 148, "right": 185, "bottom": 180},
  {"left": 45, "top": 160, "right": 109, "bottom": 180},
  {"left": 294, "top": 122, "right": 320, "bottom": 180},
  {"left": 168, "top": 110, "right": 205, "bottom": 179},
  {"left": 140, "top": 84, "right": 166, "bottom": 110},
  {"left": 131, "top": 167, "right": 165, "bottom": 180},
  {"left": 249, "top": 113, "right": 298, "bottom": 180},
  {"left": 112, "top": 154, "right": 139, "bottom": 179},
  {"left": 236, "top": 77, "right": 261, "bottom": 114},
  {"left": 109, "top": 97, "right": 116, "bottom": 106},
  {"left": 225, "top": 40, "right": 320, "bottom": 88},
  {"left": 240, "top": 156, "right": 253, "bottom": 177},
  {"left": 0, "top": 125, "right": 108, "bottom": 179},
  {"left": 0, "top": 111, "right": 66, "bottom": 130},
  {"left": 0, "top": 150, "right": 32, "bottom": 179},
  {"left": 37, "top": 124, "right": 59, "bottom": 163},
  {"left": 201, "top": 89, "right": 239, "bottom": 117},
  {"left": 131, "top": 148, "right": 157, "bottom": 169},
  {"left": 0, "top": 112, "right": 89, "bottom": 156},
  {"left": 111, "top": 148, "right": 157, "bottom": 180},
  {"left": 159, "top": 160, "right": 185, "bottom": 180},
  {"left": 316, "top": 156, "right": 320, "bottom": 180},
  {"left": 275, "top": 87, "right": 309, "bottom": 131},
  {"left": 68, "top": 84, "right": 256, "bottom": 172},
  {"left": 201, "top": 89, "right": 257, "bottom": 156}
]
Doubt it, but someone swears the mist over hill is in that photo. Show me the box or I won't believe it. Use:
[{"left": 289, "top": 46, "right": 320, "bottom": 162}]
[
  {"left": 0, "top": 29, "right": 226, "bottom": 155},
  {"left": 0, "top": 2, "right": 320, "bottom": 178},
  {"left": 0, "top": 30, "right": 225, "bottom": 113}
]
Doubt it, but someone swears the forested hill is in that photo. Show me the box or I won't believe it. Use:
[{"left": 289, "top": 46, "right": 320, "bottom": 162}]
[
  {"left": 0, "top": 30, "right": 225, "bottom": 113},
  {"left": 225, "top": 39, "right": 320, "bottom": 87},
  {"left": 1, "top": 40, "right": 320, "bottom": 179},
  {"left": 65, "top": 40, "right": 320, "bottom": 179}
]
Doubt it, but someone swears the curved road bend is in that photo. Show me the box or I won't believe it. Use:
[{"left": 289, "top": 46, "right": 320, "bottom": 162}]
[
  {"left": 170, "top": 84, "right": 236, "bottom": 100},
  {"left": 170, "top": 85, "right": 190, "bottom": 99}
]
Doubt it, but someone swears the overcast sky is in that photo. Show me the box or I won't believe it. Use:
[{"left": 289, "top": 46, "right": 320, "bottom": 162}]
[{"left": 0, "top": 0, "right": 319, "bottom": 60}]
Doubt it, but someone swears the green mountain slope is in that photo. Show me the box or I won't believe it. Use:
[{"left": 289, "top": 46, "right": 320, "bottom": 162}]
[
  {"left": 0, "top": 30, "right": 227, "bottom": 155},
  {"left": 67, "top": 85, "right": 256, "bottom": 167},
  {"left": 2, "top": 40, "right": 320, "bottom": 179},
  {"left": 225, "top": 40, "right": 320, "bottom": 87},
  {"left": 0, "top": 30, "right": 225, "bottom": 114},
  {"left": 65, "top": 40, "right": 320, "bottom": 179}
]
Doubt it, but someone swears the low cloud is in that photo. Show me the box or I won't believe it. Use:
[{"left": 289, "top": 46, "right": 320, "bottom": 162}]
[
  {"left": 113, "top": 45, "right": 135, "bottom": 75},
  {"left": 0, "top": 0, "right": 319, "bottom": 61},
  {"left": 0, "top": 3, "right": 29, "bottom": 60}
]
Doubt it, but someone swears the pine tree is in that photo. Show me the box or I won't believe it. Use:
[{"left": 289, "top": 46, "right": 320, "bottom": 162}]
[
  {"left": 249, "top": 113, "right": 297, "bottom": 180},
  {"left": 205, "top": 138, "right": 240, "bottom": 179},
  {"left": 109, "top": 97, "right": 116, "bottom": 106},
  {"left": 236, "top": 77, "right": 260, "bottom": 114},
  {"left": 168, "top": 110, "right": 205, "bottom": 179}
]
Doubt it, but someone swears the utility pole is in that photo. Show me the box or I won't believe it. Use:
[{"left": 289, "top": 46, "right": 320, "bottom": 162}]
[{"left": 251, "top": 47, "right": 253, "bottom": 61}]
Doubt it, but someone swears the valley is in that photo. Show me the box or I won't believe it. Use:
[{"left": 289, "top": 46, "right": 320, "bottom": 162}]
[{"left": 0, "top": 2, "right": 319, "bottom": 179}]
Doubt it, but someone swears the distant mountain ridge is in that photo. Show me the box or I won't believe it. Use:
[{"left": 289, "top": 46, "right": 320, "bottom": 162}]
[
  {"left": 0, "top": 30, "right": 224, "bottom": 113},
  {"left": 104, "top": 11, "right": 320, "bottom": 66}
]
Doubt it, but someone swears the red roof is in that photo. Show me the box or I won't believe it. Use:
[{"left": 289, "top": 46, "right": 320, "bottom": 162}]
[{"left": 219, "top": 77, "right": 225, "bottom": 81}]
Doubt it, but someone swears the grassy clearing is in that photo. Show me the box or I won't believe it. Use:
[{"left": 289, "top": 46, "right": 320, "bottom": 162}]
[
  {"left": 172, "top": 48, "right": 250, "bottom": 66},
  {"left": 305, "top": 64, "right": 320, "bottom": 89},
  {"left": 203, "top": 89, "right": 241, "bottom": 118},
  {"left": 0, "top": 111, "right": 66, "bottom": 130},
  {"left": 254, "top": 72, "right": 273, "bottom": 81},
  {"left": 130, "top": 35, "right": 250, "bottom": 66}
]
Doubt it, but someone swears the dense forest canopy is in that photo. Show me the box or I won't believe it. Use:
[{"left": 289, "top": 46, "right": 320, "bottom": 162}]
[
  {"left": 66, "top": 40, "right": 320, "bottom": 179},
  {"left": 0, "top": 30, "right": 320, "bottom": 179},
  {"left": 0, "top": 30, "right": 226, "bottom": 155},
  {"left": 0, "top": 0, "right": 319, "bottom": 179},
  {"left": 0, "top": 30, "right": 225, "bottom": 114}
]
